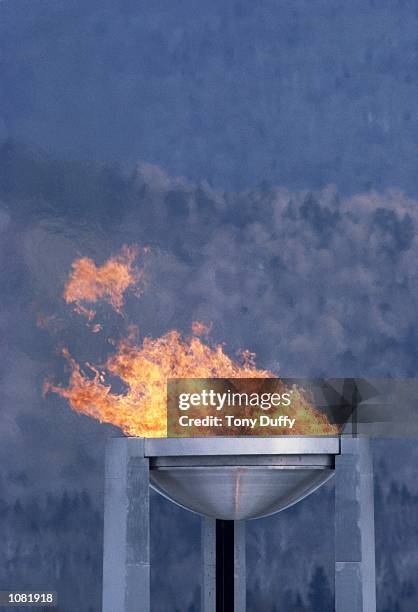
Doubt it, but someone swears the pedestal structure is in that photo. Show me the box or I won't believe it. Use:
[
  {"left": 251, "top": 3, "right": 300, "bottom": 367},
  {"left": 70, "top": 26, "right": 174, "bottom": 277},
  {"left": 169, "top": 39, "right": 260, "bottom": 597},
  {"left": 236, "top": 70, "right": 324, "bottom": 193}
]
[
  {"left": 102, "top": 438, "right": 150, "bottom": 612},
  {"left": 101, "top": 436, "right": 375, "bottom": 612},
  {"left": 201, "top": 519, "right": 246, "bottom": 612},
  {"left": 335, "top": 437, "right": 376, "bottom": 612}
]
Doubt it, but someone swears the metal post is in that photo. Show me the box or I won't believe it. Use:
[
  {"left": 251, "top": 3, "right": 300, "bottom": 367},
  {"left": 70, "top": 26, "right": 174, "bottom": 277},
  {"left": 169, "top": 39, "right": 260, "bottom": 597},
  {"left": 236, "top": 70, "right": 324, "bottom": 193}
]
[
  {"left": 335, "top": 437, "right": 376, "bottom": 612},
  {"left": 102, "top": 438, "right": 150, "bottom": 612},
  {"left": 202, "top": 519, "right": 246, "bottom": 612}
]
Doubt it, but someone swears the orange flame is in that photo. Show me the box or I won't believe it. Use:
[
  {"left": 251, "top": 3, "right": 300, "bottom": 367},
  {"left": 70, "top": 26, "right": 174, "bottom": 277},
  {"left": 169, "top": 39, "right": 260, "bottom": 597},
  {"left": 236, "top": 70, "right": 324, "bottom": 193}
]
[
  {"left": 64, "top": 245, "right": 142, "bottom": 318},
  {"left": 46, "top": 247, "right": 338, "bottom": 438},
  {"left": 45, "top": 327, "right": 276, "bottom": 437}
]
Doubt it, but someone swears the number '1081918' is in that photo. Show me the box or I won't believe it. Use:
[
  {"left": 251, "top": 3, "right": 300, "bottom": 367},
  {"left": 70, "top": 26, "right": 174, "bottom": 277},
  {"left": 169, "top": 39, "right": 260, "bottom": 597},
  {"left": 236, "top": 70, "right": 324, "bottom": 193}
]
[{"left": 8, "top": 592, "right": 54, "bottom": 604}]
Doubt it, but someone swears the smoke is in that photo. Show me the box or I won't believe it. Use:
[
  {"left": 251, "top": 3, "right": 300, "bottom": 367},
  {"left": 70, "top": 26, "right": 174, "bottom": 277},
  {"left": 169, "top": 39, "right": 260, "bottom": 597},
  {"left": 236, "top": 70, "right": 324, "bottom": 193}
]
[
  {"left": 1, "top": 153, "right": 417, "bottom": 495},
  {"left": 120, "top": 167, "right": 418, "bottom": 378},
  {"left": 0, "top": 149, "right": 417, "bottom": 610}
]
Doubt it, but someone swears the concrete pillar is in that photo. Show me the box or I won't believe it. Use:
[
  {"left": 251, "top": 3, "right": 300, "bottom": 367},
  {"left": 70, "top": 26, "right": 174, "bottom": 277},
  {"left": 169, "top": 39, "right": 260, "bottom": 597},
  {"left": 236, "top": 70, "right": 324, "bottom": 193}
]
[
  {"left": 102, "top": 438, "right": 150, "bottom": 612},
  {"left": 335, "top": 437, "right": 376, "bottom": 612},
  {"left": 202, "top": 518, "right": 216, "bottom": 612}
]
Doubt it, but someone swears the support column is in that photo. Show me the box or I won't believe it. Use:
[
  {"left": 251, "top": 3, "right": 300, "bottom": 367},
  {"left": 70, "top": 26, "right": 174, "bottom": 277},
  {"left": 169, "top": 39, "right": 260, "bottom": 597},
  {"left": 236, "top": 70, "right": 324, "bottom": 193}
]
[
  {"left": 335, "top": 437, "right": 376, "bottom": 612},
  {"left": 202, "top": 518, "right": 216, "bottom": 612},
  {"left": 201, "top": 519, "right": 246, "bottom": 612},
  {"left": 234, "top": 521, "right": 246, "bottom": 612},
  {"left": 102, "top": 438, "right": 150, "bottom": 612}
]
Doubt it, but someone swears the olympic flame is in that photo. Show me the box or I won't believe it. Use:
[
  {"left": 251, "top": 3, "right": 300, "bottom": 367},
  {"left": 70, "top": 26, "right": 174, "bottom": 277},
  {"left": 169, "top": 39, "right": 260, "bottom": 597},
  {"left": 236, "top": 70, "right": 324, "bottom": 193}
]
[{"left": 46, "top": 246, "right": 337, "bottom": 437}]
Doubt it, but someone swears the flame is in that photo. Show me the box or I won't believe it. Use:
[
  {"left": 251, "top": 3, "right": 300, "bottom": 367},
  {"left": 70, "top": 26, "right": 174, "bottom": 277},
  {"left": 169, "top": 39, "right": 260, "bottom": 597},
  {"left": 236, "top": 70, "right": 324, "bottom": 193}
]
[
  {"left": 64, "top": 245, "right": 142, "bottom": 317},
  {"left": 46, "top": 247, "right": 338, "bottom": 438},
  {"left": 45, "top": 327, "right": 278, "bottom": 437}
]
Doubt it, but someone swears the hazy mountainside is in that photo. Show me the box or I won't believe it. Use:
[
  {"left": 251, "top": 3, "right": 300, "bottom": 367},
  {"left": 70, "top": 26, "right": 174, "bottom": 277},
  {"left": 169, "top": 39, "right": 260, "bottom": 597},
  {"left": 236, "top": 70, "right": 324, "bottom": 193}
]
[
  {"left": 1, "top": 141, "right": 417, "bottom": 377},
  {"left": 1, "top": 0, "right": 418, "bottom": 193},
  {"left": 0, "top": 491, "right": 102, "bottom": 612},
  {"left": 0, "top": 145, "right": 417, "bottom": 610}
]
